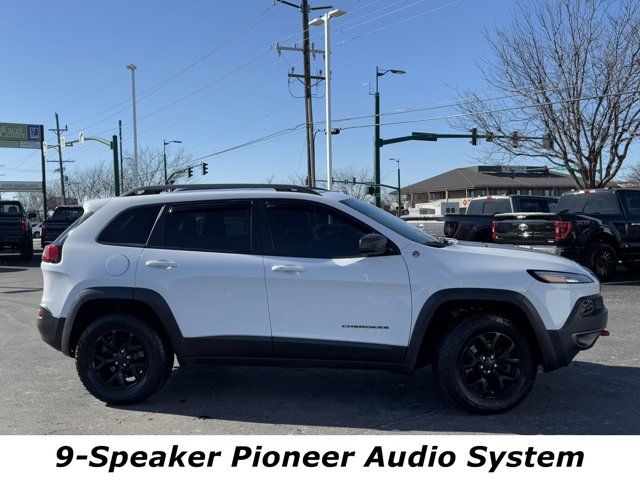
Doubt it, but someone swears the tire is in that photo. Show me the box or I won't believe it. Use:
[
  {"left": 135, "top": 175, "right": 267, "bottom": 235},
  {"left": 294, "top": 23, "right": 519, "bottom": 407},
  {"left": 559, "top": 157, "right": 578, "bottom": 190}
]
[
  {"left": 433, "top": 313, "right": 537, "bottom": 414},
  {"left": 587, "top": 242, "right": 618, "bottom": 282},
  {"left": 20, "top": 241, "right": 33, "bottom": 261},
  {"left": 75, "top": 314, "right": 174, "bottom": 405}
]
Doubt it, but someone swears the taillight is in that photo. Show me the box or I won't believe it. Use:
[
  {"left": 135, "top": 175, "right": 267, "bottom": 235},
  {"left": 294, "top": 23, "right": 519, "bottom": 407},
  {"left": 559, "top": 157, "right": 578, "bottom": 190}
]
[
  {"left": 20, "top": 217, "right": 27, "bottom": 233},
  {"left": 554, "top": 220, "right": 572, "bottom": 241},
  {"left": 42, "top": 244, "right": 61, "bottom": 263},
  {"left": 491, "top": 221, "right": 497, "bottom": 240},
  {"left": 41, "top": 223, "right": 46, "bottom": 238}
]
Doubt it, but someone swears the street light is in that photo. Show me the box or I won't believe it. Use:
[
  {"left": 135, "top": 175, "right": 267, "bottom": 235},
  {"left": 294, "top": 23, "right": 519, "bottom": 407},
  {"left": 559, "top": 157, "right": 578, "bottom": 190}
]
[
  {"left": 163, "top": 139, "right": 182, "bottom": 185},
  {"left": 389, "top": 158, "right": 401, "bottom": 216},
  {"left": 373, "top": 66, "right": 406, "bottom": 207},
  {"left": 126, "top": 64, "right": 139, "bottom": 186},
  {"left": 309, "top": 8, "right": 348, "bottom": 191}
]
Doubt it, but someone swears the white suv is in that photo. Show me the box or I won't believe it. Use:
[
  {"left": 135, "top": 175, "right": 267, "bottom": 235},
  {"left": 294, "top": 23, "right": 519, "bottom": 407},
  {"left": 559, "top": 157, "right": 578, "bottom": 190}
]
[{"left": 37, "top": 184, "right": 608, "bottom": 413}]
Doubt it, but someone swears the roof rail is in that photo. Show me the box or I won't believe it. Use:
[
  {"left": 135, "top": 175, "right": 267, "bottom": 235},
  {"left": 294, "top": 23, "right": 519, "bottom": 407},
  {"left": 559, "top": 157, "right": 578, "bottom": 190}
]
[{"left": 120, "top": 183, "right": 322, "bottom": 197}]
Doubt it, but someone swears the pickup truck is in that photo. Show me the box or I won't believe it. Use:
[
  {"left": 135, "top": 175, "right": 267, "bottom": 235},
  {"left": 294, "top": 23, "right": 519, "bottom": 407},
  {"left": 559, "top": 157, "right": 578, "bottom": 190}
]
[
  {"left": 443, "top": 195, "right": 558, "bottom": 242},
  {"left": 0, "top": 200, "right": 33, "bottom": 261},
  {"left": 41, "top": 205, "right": 84, "bottom": 248},
  {"left": 492, "top": 189, "right": 640, "bottom": 281}
]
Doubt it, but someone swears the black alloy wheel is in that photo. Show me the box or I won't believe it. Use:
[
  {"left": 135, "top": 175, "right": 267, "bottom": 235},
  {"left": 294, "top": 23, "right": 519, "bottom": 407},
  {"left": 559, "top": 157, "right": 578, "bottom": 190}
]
[
  {"left": 75, "top": 314, "right": 173, "bottom": 404},
  {"left": 433, "top": 314, "right": 537, "bottom": 413},
  {"left": 457, "top": 331, "right": 522, "bottom": 399},
  {"left": 91, "top": 329, "right": 149, "bottom": 390},
  {"left": 589, "top": 243, "right": 617, "bottom": 282}
]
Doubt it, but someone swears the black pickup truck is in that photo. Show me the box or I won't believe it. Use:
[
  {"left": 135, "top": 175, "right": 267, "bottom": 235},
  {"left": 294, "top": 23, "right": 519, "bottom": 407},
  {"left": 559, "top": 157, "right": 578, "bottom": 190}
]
[
  {"left": 41, "top": 205, "right": 84, "bottom": 248},
  {"left": 493, "top": 189, "right": 640, "bottom": 281},
  {"left": 0, "top": 200, "right": 33, "bottom": 261},
  {"left": 443, "top": 195, "right": 558, "bottom": 242}
]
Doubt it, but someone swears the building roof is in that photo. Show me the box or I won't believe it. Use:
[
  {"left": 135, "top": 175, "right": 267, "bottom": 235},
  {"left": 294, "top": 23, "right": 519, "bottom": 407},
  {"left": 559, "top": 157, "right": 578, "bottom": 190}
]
[{"left": 402, "top": 166, "right": 578, "bottom": 194}]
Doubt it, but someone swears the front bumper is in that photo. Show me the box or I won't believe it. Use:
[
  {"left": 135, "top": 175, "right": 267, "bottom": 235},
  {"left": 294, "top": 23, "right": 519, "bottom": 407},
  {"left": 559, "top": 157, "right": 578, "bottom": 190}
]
[
  {"left": 36, "top": 306, "right": 66, "bottom": 352},
  {"left": 546, "top": 295, "right": 608, "bottom": 370}
]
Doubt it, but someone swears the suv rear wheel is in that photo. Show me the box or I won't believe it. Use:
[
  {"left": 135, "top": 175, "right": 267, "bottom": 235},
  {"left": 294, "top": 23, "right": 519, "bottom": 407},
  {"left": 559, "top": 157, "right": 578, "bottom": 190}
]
[
  {"left": 75, "top": 314, "right": 173, "bottom": 405},
  {"left": 587, "top": 242, "right": 618, "bottom": 282},
  {"left": 433, "top": 313, "right": 537, "bottom": 414}
]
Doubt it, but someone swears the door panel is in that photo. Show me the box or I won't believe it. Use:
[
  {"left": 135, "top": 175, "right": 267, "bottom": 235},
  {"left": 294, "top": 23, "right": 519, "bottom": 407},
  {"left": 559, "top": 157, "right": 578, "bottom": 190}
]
[
  {"left": 260, "top": 199, "right": 412, "bottom": 360},
  {"left": 135, "top": 200, "right": 272, "bottom": 353},
  {"left": 263, "top": 254, "right": 412, "bottom": 351}
]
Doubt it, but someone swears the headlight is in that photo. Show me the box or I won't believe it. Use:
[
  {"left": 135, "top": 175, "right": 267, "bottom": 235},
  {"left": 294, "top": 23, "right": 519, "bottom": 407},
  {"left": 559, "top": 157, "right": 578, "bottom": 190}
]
[{"left": 528, "top": 270, "right": 594, "bottom": 284}]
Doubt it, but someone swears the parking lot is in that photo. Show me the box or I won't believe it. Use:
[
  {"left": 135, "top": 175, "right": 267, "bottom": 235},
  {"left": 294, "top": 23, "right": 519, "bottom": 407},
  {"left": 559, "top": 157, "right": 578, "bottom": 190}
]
[{"left": 1, "top": 245, "right": 638, "bottom": 435}]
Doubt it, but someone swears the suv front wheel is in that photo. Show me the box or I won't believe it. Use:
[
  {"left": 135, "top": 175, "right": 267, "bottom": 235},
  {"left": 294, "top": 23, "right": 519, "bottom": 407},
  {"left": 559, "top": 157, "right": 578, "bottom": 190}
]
[
  {"left": 433, "top": 313, "right": 537, "bottom": 414},
  {"left": 75, "top": 314, "right": 174, "bottom": 405}
]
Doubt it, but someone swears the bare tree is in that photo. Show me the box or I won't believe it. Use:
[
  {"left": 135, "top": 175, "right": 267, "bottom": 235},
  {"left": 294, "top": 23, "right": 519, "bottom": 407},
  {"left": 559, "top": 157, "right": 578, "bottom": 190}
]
[
  {"left": 121, "top": 146, "right": 193, "bottom": 191},
  {"left": 625, "top": 163, "right": 640, "bottom": 185},
  {"left": 453, "top": 0, "right": 640, "bottom": 188}
]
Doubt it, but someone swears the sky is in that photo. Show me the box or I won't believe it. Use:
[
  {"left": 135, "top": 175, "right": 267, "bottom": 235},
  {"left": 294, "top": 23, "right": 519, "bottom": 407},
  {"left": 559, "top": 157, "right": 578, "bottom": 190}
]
[{"left": 1, "top": 0, "right": 516, "bottom": 191}]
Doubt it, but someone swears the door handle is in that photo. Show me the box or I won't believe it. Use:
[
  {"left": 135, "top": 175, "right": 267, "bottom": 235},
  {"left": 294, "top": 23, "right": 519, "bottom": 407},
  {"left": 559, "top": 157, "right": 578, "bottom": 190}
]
[
  {"left": 271, "top": 264, "right": 306, "bottom": 273},
  {"left": 145, "top": 260, "right": 179, "bottom": 269}
]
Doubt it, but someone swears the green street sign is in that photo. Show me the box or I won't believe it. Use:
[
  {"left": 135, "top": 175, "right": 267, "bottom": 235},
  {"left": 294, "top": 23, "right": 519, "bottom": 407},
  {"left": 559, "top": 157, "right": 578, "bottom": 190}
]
[{"left": 0, "top": 122, "right": 42, "bottom": 149}]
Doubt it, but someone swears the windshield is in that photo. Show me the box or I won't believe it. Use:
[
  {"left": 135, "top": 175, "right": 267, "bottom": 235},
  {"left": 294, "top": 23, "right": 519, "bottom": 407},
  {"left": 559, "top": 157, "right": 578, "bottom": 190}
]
[{"left": 341, "top": 198, "right": 440, "bottom": 245}]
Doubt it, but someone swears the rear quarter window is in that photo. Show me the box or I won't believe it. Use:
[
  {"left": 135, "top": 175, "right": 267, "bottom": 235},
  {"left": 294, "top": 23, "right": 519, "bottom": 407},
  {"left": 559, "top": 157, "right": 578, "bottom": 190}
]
[{"left": 97, "top": 205, "right": 162, "bottom": 246}]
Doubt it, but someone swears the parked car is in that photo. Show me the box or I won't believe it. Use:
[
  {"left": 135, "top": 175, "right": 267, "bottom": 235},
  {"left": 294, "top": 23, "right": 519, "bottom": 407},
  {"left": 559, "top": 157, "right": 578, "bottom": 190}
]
[
  {"left": 0, "top": 200, "right": 33, "bottom": 261},
  {"left": 493, "top": 188, "right": 640, "bottom": 281},
  {"left": 41, "top": 205, "right": 84, "bottom": 248},
  {"left": 38, "top": 184, "right": 607, "bottom": 413},
  {"left": 444, "top": 195, "right": 558, "bottom": 241}
]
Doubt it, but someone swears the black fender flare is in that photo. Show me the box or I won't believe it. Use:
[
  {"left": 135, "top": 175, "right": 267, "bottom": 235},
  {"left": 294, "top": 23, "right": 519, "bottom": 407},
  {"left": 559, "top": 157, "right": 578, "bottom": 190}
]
[
  {"left": 61, "top": 287, "right": 189, "bottom": 357},
  {"left": 404, "top": 288, "right": 560, "bottom": 371}
]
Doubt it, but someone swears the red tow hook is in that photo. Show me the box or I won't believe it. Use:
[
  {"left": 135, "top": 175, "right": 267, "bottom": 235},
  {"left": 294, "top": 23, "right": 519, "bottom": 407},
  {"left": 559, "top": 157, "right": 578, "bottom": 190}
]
[{"left": 600, "top": 330, "right": 611, "bottom": 337}]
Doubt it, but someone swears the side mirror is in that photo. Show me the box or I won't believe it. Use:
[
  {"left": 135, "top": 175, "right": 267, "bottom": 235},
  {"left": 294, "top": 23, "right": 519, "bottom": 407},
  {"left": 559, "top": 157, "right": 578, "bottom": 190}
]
[{"left": 359, "top": 233, "right": 388, "bottom": 256}]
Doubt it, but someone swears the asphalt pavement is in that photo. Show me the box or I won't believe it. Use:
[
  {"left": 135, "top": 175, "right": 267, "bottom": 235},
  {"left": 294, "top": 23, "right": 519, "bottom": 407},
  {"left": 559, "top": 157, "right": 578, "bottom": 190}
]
[{"left": 1, "top": 245, "right": 638, "bottom": 434}]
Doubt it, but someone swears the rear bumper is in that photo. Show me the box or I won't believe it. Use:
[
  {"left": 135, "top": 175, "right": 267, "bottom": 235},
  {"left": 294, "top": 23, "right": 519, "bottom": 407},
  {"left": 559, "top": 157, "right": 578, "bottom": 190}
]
[
  {"left": 545, "top": 295, "right": 608, "bottom": 370},
  {"left": 36, "top": 306, "right": 66, "bottom": 352}
]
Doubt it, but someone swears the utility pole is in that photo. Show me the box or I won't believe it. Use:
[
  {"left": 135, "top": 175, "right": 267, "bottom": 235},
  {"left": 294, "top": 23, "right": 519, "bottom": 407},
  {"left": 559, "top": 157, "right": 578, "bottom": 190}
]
[
  {"left": 276, "top": 0, "right": 331, "bottom": 187},
  {"left": 309, "top": 9, "right": 348, "bottom": 191},
  {"left": 39, "top": 125, "right": 47, "bottom": 217},
  {"left": 118, "top": 120, "right": 124, "bottom": 189},
  {"left": 49, "top": 113, "right": 68, "bottom": 204},
  {"left": 126, "top": 64, "right": 139, "bottom": 186}
]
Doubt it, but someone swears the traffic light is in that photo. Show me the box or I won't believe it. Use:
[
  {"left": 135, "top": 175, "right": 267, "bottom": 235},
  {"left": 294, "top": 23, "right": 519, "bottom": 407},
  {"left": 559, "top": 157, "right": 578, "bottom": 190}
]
[
  {"left": 188, "top": 167, "right": 193, "bottom": 178},
  {"left": 470, "top": 128, "right": 478, "bottom": 146},
  {"left": 352, "top": 177, "right": 357, "bottom": 185},
  {"left": 542, "top": 133, "right": 554, "bottom": 150},
  {"left": 510, "top": 131, "right": 520, "bottom": 148},
  {"left": 202, "top": 162, "right": 208, "bottom": 175}
]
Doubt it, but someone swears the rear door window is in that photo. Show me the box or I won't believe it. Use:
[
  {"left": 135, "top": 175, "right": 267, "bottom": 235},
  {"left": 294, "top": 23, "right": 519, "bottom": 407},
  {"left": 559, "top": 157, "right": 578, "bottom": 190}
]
[
  {"left": 621, "top": 191, "right": 640, "bottom": 220},
  {"left": 583, "top": 195, "right": 622, "bottom": 216},
  {"left": 164, "top": 201, "right": 252, "bottom": 254}
]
